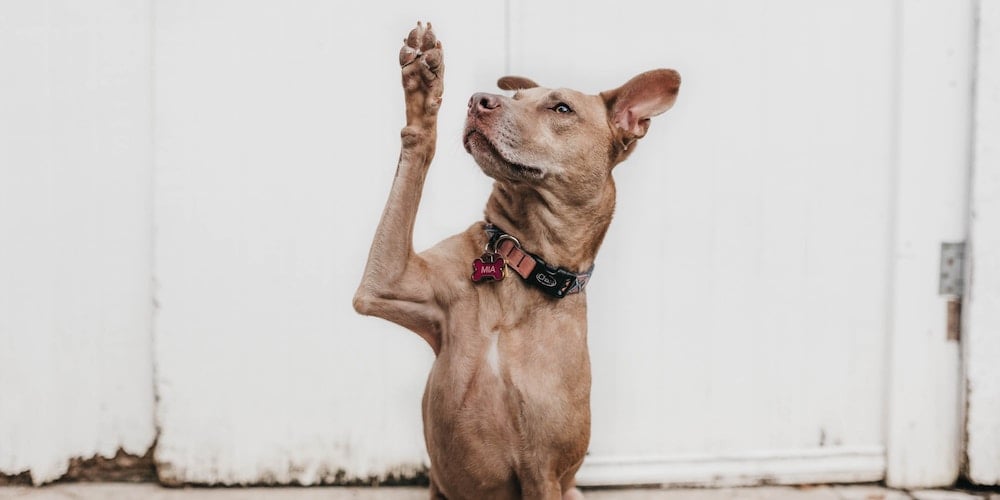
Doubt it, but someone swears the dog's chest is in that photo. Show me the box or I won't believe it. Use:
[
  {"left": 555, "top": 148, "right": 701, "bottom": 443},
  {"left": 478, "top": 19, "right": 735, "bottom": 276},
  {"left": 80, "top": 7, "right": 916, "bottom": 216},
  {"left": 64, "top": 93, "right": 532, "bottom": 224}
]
[
  {"left": 427, "top": 294, "right": 591, "bottom": 446},
  {"left": 421, "top": 246, "right": 592, "bottom": 494}
]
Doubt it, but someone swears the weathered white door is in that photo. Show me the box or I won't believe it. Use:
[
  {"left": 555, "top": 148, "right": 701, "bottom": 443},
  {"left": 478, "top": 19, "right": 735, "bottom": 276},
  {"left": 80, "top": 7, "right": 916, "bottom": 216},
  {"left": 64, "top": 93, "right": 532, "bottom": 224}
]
[
  {"left": 0, "top": 1, "right": 156, "bottom": 484},
  {"left": 153, "top": 0, "right": 502, "bottom": 485},
  {"left": 508, "top": 0, "right": 973, "bottom": 487},
  {"left": 152, "top": 0, "right": 975, "bottom": 488}
]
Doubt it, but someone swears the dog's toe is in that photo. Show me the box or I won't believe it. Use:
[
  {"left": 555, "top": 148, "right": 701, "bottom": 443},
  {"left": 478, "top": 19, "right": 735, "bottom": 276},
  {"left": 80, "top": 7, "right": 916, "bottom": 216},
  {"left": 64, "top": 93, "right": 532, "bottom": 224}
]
[
  {"left": 399, "top": 44, "right": 419, "bottom": 67},
  {"left": 406, "top": 22, "right": 424, "bottom": 50},
  {"left": 420, "top": 22, "right": 437, "bottom": 51}
]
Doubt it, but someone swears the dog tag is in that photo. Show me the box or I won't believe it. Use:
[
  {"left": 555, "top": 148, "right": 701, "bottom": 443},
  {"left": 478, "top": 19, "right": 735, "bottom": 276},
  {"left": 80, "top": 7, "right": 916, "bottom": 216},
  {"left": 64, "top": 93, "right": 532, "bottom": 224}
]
[{"left": 471, "top": 253, "right": 506, "bottom": 282}]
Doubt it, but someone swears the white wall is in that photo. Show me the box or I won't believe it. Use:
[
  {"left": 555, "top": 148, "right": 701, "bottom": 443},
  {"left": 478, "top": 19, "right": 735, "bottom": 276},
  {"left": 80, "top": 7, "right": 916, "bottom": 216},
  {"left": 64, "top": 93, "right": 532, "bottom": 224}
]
[
  {"left": 1, "top": 0, "right": 995, "bottom": 489},
  {"left": 0, "top": 0, "right": 156, "bottom": 484}
]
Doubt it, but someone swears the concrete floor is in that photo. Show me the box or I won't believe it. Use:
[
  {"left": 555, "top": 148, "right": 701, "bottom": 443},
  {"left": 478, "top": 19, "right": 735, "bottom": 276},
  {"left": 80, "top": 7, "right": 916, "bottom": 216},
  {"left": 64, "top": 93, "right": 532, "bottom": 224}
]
[{"left": 0, "top": 485, "right": 998, "bottom": 500}]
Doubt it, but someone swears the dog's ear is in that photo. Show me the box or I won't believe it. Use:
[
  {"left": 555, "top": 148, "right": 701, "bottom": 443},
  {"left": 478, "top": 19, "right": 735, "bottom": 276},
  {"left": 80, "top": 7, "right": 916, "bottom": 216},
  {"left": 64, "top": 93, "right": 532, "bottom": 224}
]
[
  {"left": 602, "top": 69, "right": 680, "bottom": 140},
  {"left": 498, "top": 76, "right": 539, "bottom": 91}
]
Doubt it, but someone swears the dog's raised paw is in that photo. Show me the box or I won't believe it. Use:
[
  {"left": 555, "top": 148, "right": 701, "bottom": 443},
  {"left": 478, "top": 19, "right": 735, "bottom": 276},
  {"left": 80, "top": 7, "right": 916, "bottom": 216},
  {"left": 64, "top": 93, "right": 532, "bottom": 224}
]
[{"left": 399, "top": 21, "right": 444, "bottom": 117}]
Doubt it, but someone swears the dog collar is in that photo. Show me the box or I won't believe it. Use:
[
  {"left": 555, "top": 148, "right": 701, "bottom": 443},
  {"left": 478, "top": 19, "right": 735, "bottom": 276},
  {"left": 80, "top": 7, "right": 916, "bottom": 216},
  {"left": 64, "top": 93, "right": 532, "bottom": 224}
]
[{"left": 483, "top": 223, "right": 594, "bottom": 299}]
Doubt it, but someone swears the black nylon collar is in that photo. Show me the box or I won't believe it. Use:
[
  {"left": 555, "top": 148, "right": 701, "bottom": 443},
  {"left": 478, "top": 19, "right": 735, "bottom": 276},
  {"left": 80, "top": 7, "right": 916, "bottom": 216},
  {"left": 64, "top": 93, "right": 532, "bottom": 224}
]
[{"left": 485, "top": 223, "right": 594, "bottom": 299}]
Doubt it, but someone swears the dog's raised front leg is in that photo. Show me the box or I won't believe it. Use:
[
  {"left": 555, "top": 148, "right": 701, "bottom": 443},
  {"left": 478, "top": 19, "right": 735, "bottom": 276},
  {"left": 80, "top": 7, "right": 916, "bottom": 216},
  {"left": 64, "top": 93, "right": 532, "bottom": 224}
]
[{"left": 354, "top": 23, "right": 445, "bottom": 353}]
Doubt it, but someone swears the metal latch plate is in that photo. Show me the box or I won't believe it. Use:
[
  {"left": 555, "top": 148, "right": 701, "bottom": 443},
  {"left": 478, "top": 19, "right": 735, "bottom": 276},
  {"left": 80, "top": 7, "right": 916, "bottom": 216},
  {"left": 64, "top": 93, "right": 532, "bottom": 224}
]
[{"left": 939, "top": 242, "right": 965, "bottom": 297}]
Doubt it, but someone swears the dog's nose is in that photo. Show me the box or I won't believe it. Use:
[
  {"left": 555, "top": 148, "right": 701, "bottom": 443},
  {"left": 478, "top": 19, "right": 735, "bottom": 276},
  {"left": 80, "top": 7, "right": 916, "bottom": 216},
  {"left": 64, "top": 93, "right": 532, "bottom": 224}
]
[{"left": 469, "top": 93, "right": 501, "bottom": 114}]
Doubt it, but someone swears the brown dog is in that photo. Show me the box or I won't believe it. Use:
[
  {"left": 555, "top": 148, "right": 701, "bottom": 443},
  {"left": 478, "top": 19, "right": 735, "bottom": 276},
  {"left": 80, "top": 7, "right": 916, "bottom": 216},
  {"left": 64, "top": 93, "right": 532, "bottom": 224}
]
[{"left": 354, "top": 23, "right": 680, "bottom": 500}]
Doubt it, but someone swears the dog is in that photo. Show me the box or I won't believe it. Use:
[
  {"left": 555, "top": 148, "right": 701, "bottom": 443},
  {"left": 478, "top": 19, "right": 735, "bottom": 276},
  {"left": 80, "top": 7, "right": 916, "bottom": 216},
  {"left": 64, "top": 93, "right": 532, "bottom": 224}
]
[{"left": 354, "top": 22, "right": 680, "bottom": 500}]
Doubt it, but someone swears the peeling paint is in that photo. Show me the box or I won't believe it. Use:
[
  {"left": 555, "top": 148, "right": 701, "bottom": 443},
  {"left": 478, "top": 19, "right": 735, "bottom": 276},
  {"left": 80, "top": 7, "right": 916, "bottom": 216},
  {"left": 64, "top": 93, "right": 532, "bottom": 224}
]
[
  {"left": 0, "top": 448, "right": 155, "bottom": 486},
  {"left": 155, "top": 461, "right": 428, "bottom": 487},
  {"left": 4, "top": 448, "right": 432, "bottom": 487},
  {"left": 0, "top": 470, "right": 32, "bottom": 486},
  {"left": 60, "top": 448, "right": 157, "bottom": 483}
]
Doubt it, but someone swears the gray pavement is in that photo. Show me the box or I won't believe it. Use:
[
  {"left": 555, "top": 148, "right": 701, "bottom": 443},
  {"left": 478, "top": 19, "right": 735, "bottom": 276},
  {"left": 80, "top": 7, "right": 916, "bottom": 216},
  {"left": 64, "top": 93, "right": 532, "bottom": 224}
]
[{"left": 1, "top": 485, "right": 998, "bottom": 500}]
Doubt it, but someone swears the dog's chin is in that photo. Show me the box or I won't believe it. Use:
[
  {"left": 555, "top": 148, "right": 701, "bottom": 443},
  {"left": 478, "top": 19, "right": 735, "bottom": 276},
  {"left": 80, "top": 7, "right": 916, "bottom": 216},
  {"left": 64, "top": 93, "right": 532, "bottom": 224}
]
[{"left": 464, "top": 131, "right": 544, "bottom": 181}]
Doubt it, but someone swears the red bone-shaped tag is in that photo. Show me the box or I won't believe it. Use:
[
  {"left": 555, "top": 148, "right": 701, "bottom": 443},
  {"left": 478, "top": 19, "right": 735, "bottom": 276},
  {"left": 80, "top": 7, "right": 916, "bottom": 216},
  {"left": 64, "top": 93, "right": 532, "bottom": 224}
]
[{"left": 471, "top": 253, "right": 506, "bottom": 282}]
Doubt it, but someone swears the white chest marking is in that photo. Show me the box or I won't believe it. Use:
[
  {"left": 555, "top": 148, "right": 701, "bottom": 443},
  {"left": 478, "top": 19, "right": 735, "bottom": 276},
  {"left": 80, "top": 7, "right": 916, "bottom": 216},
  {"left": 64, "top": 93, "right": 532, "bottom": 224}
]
[{"left": 486, "top": 333, "right": 501, "bottom": 376}]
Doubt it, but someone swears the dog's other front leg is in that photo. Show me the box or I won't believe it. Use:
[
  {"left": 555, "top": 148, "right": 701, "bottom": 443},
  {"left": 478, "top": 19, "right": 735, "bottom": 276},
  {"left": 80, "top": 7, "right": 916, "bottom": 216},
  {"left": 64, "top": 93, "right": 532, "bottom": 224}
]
[{"left": 354, "top": 22, "right": 445, "bottom": 353}]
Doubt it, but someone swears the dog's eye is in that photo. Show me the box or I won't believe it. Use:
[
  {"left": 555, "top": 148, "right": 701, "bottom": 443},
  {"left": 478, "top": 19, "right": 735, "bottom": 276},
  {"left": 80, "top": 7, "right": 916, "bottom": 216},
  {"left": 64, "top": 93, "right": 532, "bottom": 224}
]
[{"left": 551, "top": 103, "right": 573, "bottom": 114}]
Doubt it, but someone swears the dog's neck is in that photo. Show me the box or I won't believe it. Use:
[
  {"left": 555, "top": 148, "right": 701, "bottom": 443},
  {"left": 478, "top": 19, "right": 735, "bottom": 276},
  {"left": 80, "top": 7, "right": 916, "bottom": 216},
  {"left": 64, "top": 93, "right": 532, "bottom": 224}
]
[{"left": 483, "top": 180, "right": 616, "bottom": 272}]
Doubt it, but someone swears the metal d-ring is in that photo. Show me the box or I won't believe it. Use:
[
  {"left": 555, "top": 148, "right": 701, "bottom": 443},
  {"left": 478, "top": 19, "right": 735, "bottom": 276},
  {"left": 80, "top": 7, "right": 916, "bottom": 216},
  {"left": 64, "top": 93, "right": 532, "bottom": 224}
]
[{"left": 488, "top": 233, "right": 521, "bottom": 253}]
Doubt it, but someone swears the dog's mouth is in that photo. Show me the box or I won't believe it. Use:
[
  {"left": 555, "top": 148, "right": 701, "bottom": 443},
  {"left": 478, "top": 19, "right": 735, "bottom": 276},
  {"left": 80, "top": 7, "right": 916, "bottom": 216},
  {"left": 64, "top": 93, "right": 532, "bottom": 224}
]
[{"left": 463, "top": 130, "right": 543, "bottom": 179}]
